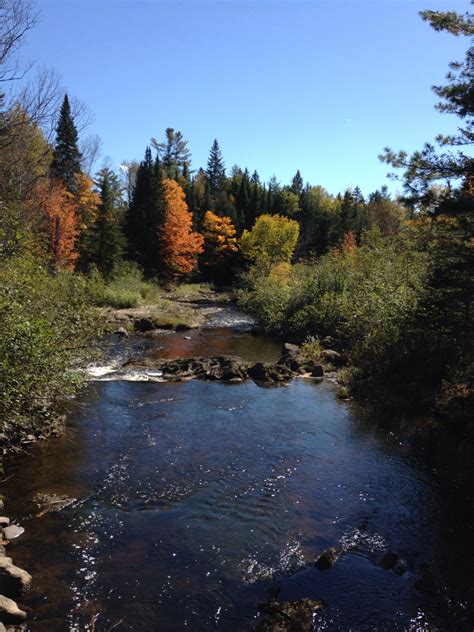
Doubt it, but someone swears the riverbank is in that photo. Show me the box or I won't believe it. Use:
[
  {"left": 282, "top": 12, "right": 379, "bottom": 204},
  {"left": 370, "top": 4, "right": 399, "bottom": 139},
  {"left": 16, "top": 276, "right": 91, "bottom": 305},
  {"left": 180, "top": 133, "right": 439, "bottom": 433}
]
[
  {"left": 3, "top": 313, "right": 473, "bottom": 630},
  {"left": 0, "top": 498, "right": 31, "bottom": 629}
]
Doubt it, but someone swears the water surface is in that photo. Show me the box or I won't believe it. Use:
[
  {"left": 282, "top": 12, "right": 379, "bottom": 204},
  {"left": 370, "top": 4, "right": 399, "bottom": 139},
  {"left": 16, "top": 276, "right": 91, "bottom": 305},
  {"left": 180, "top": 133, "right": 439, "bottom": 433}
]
[{"left": 3, "top": 310, "right": 474, "bottom": 631}]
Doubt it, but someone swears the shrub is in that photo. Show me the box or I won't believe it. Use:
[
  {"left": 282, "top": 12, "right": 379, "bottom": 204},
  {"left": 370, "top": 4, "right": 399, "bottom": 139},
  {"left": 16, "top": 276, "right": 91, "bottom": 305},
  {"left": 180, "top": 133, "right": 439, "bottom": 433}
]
[{"left": 0, "top": 256, "right": 99, "bottom": 447}]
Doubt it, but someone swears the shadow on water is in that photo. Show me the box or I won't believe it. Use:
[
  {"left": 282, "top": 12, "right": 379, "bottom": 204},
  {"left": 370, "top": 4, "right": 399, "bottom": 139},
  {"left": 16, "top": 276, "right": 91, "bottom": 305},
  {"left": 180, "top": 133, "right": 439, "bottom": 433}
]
[{"left": 3, "top": 317, "right": 474, "bottom": 630}]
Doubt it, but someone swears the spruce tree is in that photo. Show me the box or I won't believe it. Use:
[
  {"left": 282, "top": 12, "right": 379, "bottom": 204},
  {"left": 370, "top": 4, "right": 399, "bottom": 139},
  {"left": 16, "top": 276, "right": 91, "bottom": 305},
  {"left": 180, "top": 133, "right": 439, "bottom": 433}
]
[
  {"left": 51, "top": 94, "right": 82, "bottom": 192},
  {"left": 290, "top": 170, "right": 304, "bottom": 196},
  {"left": 206, "top": 139, "right": 226, "bottom": 194},
  {"left": 85, "top": 172, "right": 125, "bottom": 278},
  {"left": 124, "top": 147, "right": 164, "bottom": 275}
]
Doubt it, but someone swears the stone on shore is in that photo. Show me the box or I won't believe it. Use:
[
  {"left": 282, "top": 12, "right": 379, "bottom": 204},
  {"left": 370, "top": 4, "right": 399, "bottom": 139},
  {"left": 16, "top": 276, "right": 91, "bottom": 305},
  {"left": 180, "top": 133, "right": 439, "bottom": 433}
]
[
  {"left": 0, "top": 559, "right": 31, "bottom": 597},
  {"left": 2, "top": 527, "right": 24, "bottom": 542},
  {"left": 0, "top": 596, "right": 26, "bottom": 625}
]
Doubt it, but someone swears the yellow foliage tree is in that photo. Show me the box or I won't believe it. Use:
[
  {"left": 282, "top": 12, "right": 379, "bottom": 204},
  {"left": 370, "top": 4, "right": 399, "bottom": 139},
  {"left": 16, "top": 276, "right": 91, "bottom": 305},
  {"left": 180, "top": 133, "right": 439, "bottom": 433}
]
[
  {"left": 160, "top": 178, "right": 204, "bottom": 278},
  {"left": 240, "top": 214, "right": 299, "bottom": 268},
  {"left": 202, "top": 211, "right": 238, "bottom": 268},
  {"left": 73, "top": 173, "right": 100, "bottom": 231}
]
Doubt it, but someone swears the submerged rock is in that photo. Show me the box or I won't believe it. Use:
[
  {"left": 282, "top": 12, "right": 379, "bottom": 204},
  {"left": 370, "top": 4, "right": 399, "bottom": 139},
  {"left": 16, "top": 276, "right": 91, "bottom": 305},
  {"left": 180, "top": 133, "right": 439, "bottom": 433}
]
[
  {"left": 414, "top": 564, "right": 438, "bottom": 596},
  {"left": 33, "top": 493, "right": 77, "bottom": 517},
  {"left": 314, "top": 546, "right": 343, "bottom": 570},
  {"left": 378, "top": 551, "right": 407, "bottom": 574},
  {"left": 257, "top": 598, "right": 324, "bottom": 631},
  {"left": 0, "top": 596, "right": 26, "bottom": 625}
]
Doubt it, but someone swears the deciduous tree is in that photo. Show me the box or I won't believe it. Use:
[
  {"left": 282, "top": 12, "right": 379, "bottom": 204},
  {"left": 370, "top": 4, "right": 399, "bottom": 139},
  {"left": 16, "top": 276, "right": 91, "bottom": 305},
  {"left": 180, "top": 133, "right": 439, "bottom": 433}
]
[
  {"left": 240, "top": 214, "right": 299, "bottom": 268},
  {"left": 160, "top": 178, "right": 203, "bottom": 279},
  {"left": 201, "top": 210, "right": 238, "bottom": 269},
  {"left": 36, "top": 180, "right": 79, "bottom": 270}
]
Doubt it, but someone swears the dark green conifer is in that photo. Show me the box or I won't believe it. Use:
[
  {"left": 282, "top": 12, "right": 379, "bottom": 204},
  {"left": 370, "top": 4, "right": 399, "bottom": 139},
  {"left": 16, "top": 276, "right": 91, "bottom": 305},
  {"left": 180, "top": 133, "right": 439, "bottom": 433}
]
[
  {"left": 51, "top": 94, "right": 82, "bottom": 191},
  {"left": 290, "top": 170, "right": 304, "bottom": 196},
  {"left": 124, "top": 148, "right": 164, "bottom": 275},
  {"left": 206, "top": 139, "right": 226, "bottom": 194},
  {"left": 85, "top": 172, "right": 125, "bottom": 278}
]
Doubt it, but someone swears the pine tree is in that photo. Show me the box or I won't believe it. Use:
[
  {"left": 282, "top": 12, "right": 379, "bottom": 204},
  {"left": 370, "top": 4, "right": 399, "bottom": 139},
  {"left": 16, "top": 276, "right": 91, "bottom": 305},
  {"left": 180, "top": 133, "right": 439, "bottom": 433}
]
[
  {"left": 152, "top": 128, "right": 191, "bottom": 180},
  {"left": 206, "top": 139, "right": 226, "bottom": 194},
  {"left": 84, "top": 172, "right": 125, "bottom": 278},
  {"left": 51, "top": 94, "right": 82, "bottom": 192}
]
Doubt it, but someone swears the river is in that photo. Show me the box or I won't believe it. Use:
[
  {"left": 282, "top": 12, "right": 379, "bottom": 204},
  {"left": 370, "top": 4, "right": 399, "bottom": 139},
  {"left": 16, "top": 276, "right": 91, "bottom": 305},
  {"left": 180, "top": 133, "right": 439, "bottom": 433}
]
[{"left": 3, "top": 306, "right": 474, "bottom": 630}]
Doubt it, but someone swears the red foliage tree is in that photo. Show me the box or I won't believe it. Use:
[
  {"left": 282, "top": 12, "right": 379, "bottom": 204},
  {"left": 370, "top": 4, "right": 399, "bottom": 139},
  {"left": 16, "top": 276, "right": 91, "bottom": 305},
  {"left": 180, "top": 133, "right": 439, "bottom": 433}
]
[{"left": 35, "top": 180, "right": 79, "bottom": 269}]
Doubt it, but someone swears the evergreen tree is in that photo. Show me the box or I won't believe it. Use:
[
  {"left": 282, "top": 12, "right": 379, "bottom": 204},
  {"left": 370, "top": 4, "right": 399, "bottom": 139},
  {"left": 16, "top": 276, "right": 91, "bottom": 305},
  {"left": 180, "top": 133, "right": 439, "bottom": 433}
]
[
  {"left": 290, "top": 170, "right": 304, "bottom": 196},
  {"left": 236, "top": 168, "right": 252, "bottom": 228},
  {"left": 124, "top": 147, "right": 164, "bottom": 275},
  {"left": 206, "top": 139, "right": 226, "bottom": 194},
  {"left": 152, "top": 128, "right": 191, "bottom": 180},
  {"left": 84, "top": 172, "right": 125, "bottom": 278},
  {"left": 51, "top": 94, "right": 82, "bottom": 192}
]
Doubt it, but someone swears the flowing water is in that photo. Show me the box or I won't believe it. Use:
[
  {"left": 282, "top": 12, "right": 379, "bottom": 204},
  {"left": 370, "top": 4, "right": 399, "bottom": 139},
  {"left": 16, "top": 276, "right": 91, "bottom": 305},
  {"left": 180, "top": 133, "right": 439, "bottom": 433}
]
[{"left": 3, "top": 306, "right": 474, "bottom": 631}]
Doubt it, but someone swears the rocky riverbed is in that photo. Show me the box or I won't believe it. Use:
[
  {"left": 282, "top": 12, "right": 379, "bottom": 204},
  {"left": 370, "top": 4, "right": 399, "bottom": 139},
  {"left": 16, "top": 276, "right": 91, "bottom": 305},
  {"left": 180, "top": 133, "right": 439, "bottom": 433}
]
[{"left": 0, "top": 496, "right": 31, "bottom": 630}]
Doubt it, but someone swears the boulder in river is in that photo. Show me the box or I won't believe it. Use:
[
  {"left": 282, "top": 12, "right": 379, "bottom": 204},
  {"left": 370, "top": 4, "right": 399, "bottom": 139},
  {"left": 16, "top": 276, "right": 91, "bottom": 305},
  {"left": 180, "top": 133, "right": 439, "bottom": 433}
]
[
  {"left": 248, "top": 362, "right": 294, "bottom": 385},
  {"left": 134, "top": 317, "right": 156, "bottom": 333},
  {"left": 314, "top": 546, "right": 343, "bottom": 570},
  {"left": 257, "top": 598, "right": 325, "bottom": 631},
  {"left": 310, "top": 365, "right": 324, "bottom": 378},
  {"left": 0, "top": 595, "right": 26, "bottom": 625},
  {"left": 0, "top": 558, "right": 32, "bottom": 597}
]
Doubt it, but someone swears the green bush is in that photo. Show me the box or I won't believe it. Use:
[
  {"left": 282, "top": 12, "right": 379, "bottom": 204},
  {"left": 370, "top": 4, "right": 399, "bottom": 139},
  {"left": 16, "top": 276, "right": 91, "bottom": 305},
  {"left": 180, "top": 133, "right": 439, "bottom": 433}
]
[
  {"left": 87, "top": 261, "right": 163, "bottom": 308},
  {"left": 0, "top": 257, "right": 99, "bottom": 447},
  {"left": 238, "top": 229, "right": 429, "bottom": 378}
]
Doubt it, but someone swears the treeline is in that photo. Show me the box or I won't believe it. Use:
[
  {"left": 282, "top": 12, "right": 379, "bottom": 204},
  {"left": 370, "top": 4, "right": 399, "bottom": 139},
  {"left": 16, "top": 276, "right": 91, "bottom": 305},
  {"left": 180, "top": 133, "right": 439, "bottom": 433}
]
[
  {"left": 0, "top": 0, "right": 472, "bottom": 444},
  {"left": 238, "top": 6, "right": 473, "bottom": 425}
]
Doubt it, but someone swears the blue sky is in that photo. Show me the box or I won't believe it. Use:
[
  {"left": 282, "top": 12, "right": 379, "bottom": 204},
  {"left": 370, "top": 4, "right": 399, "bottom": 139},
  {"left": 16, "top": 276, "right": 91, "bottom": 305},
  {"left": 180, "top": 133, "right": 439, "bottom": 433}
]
[{"left": 20, "top": 0, "right": 469, "bottom": 196}]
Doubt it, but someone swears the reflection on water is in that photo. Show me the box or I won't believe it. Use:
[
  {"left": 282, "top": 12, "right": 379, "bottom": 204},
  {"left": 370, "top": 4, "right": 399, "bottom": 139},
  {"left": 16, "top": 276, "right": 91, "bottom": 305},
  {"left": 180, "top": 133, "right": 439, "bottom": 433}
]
[{"left": 3, "top": 317, "right": 474, "bottom": 631}]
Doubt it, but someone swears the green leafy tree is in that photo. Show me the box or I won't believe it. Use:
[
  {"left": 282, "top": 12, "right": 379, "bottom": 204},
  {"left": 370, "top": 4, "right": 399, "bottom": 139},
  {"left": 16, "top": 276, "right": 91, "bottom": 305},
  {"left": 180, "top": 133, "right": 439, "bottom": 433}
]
[
  {"left": 240, "top": 214, "right": 300, "bottom": 268},
  {"left": 51, "top": 94, "right": 82, "bottom": 192}
]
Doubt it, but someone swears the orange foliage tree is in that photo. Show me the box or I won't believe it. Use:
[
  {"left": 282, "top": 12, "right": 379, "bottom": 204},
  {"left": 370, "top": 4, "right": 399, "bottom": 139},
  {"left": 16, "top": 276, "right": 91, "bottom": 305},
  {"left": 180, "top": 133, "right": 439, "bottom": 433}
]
[
  {"left": 201, "top": 211, "right": 238, "bottom": 268},
  {"left": 35, "top": 180, "right": 79, "bottom": 270},
  {"left": 160, "top": 178, "right": 204, "bottom": 278}
]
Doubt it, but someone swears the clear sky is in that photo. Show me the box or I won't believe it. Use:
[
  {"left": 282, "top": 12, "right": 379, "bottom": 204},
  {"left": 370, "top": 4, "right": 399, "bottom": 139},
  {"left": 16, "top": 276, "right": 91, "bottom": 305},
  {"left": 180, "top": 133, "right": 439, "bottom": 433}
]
[{"left": 19, "top": 0, "right": 469, "bottom": 196}]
